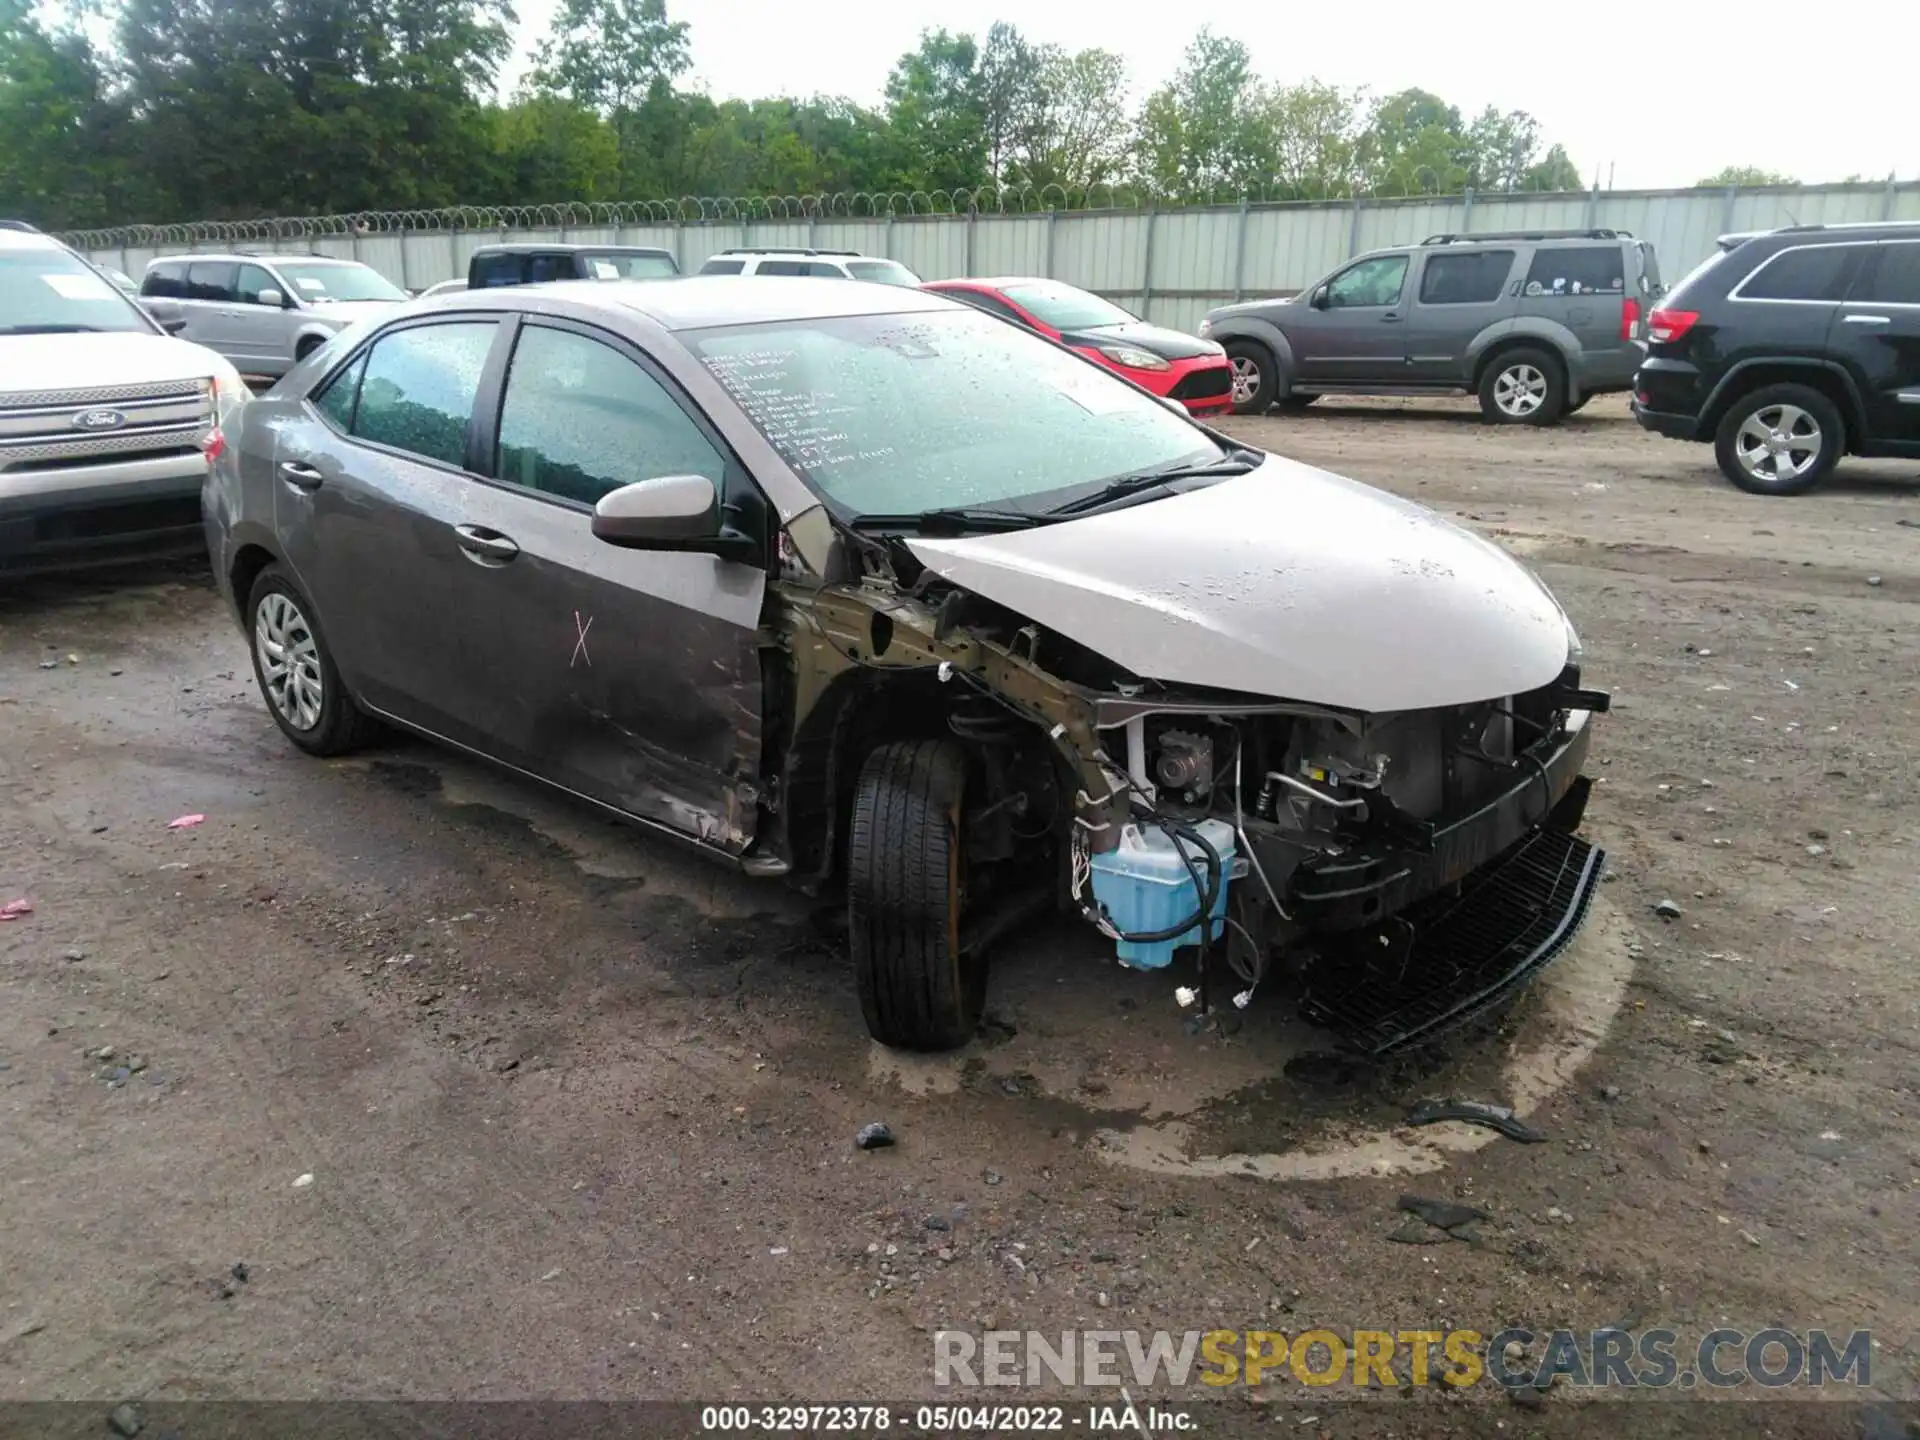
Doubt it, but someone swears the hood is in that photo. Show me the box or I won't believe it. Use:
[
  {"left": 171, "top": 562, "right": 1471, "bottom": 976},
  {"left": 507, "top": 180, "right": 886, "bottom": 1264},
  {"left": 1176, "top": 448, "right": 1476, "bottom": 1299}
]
[
  {"left": 1204, "top": 295, "right": 1298, "bottom": 322},
  {"left": 303, "top": 299, "right": 403, "bottom": 327},
  {"left": 0, "top": 331, "right": 237, "bottom": 395},
  {"left": 1060, "top": 320, "right": 1222, "bottom": 361},
  {"left": 906, "top": 454, "right": 1572, "bottom": 714}
]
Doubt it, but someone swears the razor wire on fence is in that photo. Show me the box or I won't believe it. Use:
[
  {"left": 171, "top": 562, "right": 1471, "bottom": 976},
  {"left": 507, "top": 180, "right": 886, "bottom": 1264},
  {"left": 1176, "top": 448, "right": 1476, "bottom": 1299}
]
[{"left": 53, "top": 172, "right": 1536, "bottom": 249}]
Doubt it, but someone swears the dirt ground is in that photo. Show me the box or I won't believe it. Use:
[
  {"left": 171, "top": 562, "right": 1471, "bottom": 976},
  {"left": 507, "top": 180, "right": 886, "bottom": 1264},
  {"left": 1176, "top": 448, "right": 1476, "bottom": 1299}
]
[{"left": 2, "top": 396, "right": 1917, "bottom": 1435}]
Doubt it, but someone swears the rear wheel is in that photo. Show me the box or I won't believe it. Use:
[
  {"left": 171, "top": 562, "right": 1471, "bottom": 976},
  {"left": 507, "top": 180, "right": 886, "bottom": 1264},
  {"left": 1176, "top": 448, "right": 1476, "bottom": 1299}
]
[
  {"left": 847, "top": 739, "right": 983, "bottom": 1052},
  {"left": 294, "top": 334, "right": 326, "bottom": 362},
  {"left": 1478, "top": 347, "right": 1566, "bottom": 425},
  {"left": 1225, "top": 341, "right": 1277, "bottom": 415},
  {"left": 1714, "top": 383, "right": 1842, "bottom": 496},
  {"left": 246, "top": 566, "right": 378, "bottom": 756}
]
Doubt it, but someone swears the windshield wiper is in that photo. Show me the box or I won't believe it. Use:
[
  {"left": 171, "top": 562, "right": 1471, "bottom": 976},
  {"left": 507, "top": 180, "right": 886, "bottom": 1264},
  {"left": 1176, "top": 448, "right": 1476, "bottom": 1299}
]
[
  {"left": 847, "top": 507, "right": 1048, "bottom": 535},
  {"left": 1047, "top": 447, "right": 1264, "bottom": 516},
  {"left": 0, "top": 324, "right": 107, "bottom": 335}
]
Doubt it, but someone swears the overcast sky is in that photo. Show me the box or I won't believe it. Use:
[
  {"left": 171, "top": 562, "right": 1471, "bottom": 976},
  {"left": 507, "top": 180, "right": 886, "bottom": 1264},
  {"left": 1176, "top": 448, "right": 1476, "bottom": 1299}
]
[{"left": 502, "top": 0, "right": 1907, "bottom": 191}]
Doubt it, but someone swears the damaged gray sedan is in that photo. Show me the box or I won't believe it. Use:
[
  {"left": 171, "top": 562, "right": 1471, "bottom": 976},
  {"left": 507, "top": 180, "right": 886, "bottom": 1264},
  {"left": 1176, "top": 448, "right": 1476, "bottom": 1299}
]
[{"left": 206, "top": 278, "right": 1608, "bottom": 1054}]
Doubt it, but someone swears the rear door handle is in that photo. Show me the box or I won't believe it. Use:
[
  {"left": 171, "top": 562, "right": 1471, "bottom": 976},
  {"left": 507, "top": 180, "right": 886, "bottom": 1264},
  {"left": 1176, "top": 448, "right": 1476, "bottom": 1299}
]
[
  {"left": 1381, "top": 312, "right": 1401, "bottom": 322},
  {"left": 277, "top": 460, "right": 323, "bottom": 490},
  {"left": 454, "top": 524, "right": 519, "bottom": 563},
  {"left": 1843, "top": 314, "right": 1891, "bottom": 325}
]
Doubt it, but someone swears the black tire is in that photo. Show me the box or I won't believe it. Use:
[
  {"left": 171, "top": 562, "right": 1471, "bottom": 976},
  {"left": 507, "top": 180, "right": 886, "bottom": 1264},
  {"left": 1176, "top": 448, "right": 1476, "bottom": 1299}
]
[
  {"left": 1225, "top": 340, "right": 1277, "bottom": 415},
  {"left": 294, "top": 334, "right": 325, "bottom": 361},
  {"left": 847, "top": 738, "right": 983, "bottom": 1051},
  {"left": 245, "top": 565, "right": 378, "bottom": 756},
  {"left": 1713, "top": 382, "right": 1843, "bottom": 496},
  {"left": 1478, "top": 347, "right": 1566, "bottom": 426}
]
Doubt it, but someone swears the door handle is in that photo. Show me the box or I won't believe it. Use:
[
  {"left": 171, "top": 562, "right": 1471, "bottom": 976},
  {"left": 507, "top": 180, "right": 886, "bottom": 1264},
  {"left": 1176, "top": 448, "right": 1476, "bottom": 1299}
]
[
  {"left": 454, "top": 524, "right": 519, "bottom": 563},
  {"left": 277, "top": 460, "right": 323, "bottom": 490},
  {"left": 1381, "top": 312, "right": 1401, "bottom": 322},
  {"left": 1843, "top": 314, "right": 1891, "bottom": 325}
]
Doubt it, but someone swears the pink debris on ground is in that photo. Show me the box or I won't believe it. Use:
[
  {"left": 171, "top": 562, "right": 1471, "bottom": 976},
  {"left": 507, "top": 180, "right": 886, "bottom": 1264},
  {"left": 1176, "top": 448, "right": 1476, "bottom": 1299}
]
[
  {"left": 0, "top": 898, "right": 34, "bottom": 921},
  {"left": 167, "top": 814, "right": 206, "bottom": 830}
]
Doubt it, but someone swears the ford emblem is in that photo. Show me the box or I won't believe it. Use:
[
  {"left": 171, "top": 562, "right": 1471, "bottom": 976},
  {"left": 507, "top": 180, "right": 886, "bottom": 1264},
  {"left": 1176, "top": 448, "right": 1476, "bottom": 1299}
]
[{"left": 73, "top": 408, "right": 127, "bottom": 432}]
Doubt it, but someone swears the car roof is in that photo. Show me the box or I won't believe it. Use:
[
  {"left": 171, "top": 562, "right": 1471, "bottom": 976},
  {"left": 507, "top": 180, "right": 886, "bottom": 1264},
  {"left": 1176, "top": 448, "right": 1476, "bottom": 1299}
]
[
  {"left": 0, "top": 228, "right": 65, "bottom": 253},
  {"left": 927, "top": 277, "right": 1060, "bottom": 290},
  {"left": 472, "top": 243, "right": 674, "bottom": 257},
  {"left": 438, "top": 274, "right": 959, "bottom": 331},
  {"left": 147, "top": 253, "right": 361, "bottom": 267}
]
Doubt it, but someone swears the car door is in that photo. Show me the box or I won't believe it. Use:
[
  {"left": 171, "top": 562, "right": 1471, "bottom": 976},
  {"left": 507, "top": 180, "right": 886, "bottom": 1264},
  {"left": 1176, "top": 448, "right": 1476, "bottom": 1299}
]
[
  {"left": 1407, "top": 247, "right": 1516, "bottom": 384},
  {"left": 273, "top": 316, "right": 510, "bottom": 747},
  {"left": 181, "top": 261, "right": 241, "bottom": 361},
  {"left": 230, "top": 262, "right": 296, "bottom": 372},
  {"left": 1835, "top": 240, "right": 1920, "bottom": 446},
  {"left": 454, "top": 317, "right": 768, "bottom": 850},
  {"left": 1287, "top": 252, "right": 1412, "bottom": 384}
]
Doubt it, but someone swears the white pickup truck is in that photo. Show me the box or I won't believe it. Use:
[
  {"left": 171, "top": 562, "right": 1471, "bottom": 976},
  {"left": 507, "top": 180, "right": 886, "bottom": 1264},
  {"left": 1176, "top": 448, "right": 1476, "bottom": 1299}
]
[{"left": 1, "top": 225, "right": 246, "bottom": 575}]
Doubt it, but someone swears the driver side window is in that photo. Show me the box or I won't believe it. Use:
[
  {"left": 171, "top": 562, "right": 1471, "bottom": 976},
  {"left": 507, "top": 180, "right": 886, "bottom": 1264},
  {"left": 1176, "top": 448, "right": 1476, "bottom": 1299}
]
[
  {"left": 495, "top": 324, "right": 725, "bottom": 507},
  {"left": 1325, "top": 254, "right": 1409, "bottom": 309}
]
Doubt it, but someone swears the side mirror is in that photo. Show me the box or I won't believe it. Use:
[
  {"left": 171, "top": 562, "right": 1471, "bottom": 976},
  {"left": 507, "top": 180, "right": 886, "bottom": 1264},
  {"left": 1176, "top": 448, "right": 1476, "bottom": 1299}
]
[
  {"left": 1310, "top": 285, "right": 1330, "bottom": 310},
  {"left": 255, "top": 288, "right": 285, "bottom": 309},
  {"left": 142, "top": 298, "right": 187, "bottom": 334},
  {"left": 591, "top": 474, "right": 758, "bottom": 562}
]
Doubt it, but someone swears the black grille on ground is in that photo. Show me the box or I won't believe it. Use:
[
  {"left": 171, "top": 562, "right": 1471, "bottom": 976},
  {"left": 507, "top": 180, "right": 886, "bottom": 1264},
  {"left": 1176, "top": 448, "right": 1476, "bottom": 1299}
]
[
  {"left": 1169, "top": 367, "right": 1231, "bottom": 400},
  {"left": 1299, "top": 828, "right": 1604, "bottom": 1057}
]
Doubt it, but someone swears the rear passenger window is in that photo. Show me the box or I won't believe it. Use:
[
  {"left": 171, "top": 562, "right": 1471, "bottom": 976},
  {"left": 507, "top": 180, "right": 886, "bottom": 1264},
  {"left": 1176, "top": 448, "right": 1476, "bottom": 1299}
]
[
  {"left": 757, "top": 260, "right": 808, "bottom": 276},
  {"left": 1524, "top": 247, "right": 1624, "bottom": 297},
  {"left": 805, "top": 263, "right": 845, "bottom": 277},
  {"left": 699, "top": 259, "right": 745, "bottom": 275},
  {"left": 1735, "top": 245, "right": 1863, "bottom": 302},
  {"left": 350, "top": 322, "right": 497, "bottom": 468},
  {"left": 494, "top": 325, "right": 725, "bottom": 506},
  {"left": 141, "top": 262, "right": 187, "bottom": 298},
  {"left": 1857, "top": 243, "right": 1920, "bottom": 305},
  {"left": 1419, "top": 250, "right": 1514, "bottom": 304},
  {"left": 312, "top": 352, "right": 367, "bottom": 431},
  {"left": 469, "top": 254, "right": 523, "bottom": 289},
  {"left": 185, "top": 261, "right": 238, "bottom": 302}
]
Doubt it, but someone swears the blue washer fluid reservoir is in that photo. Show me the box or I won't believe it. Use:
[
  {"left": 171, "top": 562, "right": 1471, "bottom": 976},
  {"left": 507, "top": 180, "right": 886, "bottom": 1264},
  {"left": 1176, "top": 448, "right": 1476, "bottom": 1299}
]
[{"left": 1089, "top": 817, "right": 1240, "bottom": 970}]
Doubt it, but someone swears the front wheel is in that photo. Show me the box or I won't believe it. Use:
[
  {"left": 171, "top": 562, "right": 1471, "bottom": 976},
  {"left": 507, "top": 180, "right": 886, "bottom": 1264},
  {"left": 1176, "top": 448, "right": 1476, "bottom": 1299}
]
[
  {"left": 1713, "top": 383, "right": 1842, "bottom": 496},
  {"left": 1225, "top": 341, "right": 1277, "bottom": 415},
  {"left": 1478, "top": 348, "right": 1566, "bottom": 425},
  {"left": 847, "top": 739, "right": 983, "bottom": 1052}
]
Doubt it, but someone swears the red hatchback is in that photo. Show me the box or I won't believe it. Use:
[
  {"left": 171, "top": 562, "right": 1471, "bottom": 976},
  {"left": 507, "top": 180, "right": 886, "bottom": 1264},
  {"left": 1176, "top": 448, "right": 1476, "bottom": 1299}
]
[{"left": 922, "top": 278, "right": 1234, "bottom": 417}]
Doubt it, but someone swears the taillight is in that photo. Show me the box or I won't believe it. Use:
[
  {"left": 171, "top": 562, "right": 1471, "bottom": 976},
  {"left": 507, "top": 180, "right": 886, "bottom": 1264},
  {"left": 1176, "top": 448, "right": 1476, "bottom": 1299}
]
[
  {"left": 1647, "top": 308, "right": 1698, "bottom": 345},
  {"left": 1621, "top": 297, "right": 1641, "bottom": 341},
  {"left": 202, "top": 427, "right": 226, "bottom": 462}
]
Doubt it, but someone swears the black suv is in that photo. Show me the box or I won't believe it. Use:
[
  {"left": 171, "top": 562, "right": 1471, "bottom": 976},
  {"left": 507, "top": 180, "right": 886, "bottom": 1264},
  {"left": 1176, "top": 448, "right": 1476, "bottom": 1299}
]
[
  {"left": 467, "top": 243, "right": 679, "bottom": 289},
  {"left": 1634, "top": 222, "right": 1920, "bottom": 494}
]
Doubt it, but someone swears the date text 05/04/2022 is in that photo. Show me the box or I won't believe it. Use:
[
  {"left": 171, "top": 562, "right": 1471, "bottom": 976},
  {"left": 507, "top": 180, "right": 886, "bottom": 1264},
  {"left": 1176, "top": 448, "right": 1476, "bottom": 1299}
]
[{"left": 697, "top": 1403, "right": 1195, "bottom": 1433}]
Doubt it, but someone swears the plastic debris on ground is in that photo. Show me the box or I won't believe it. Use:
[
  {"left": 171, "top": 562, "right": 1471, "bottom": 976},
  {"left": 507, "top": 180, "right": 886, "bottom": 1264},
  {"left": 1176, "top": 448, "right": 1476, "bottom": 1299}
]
[
  {"left": 167, "top": 814, "right": 206, "bottom": 830},
  {"left": 0, "top": 898, "right": 33, "bottom": 921}
]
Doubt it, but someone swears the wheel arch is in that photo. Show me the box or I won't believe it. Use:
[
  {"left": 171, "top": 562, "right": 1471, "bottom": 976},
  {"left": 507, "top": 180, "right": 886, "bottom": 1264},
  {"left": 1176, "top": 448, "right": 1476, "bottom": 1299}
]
[
  {"left": 1210, "top": 316, "right": 1296, "bottom": 372},
  {"left": 1700, "top": 359, "right": 1866, "bottom": 451},
  {"left": 1470, "top": 324, "right": 1576, "bottom": 391}
]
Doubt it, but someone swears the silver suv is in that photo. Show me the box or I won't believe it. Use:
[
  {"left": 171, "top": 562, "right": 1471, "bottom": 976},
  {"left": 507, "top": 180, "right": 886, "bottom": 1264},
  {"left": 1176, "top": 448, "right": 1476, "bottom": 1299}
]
[
  {"left": 1203, "top": 228, "right": 1663, "bottom": 425},
  {"left": 140, "top": 253, "right": 407, "bottom": 380},
  {"left": 1, "top": 227, "right": 245, "bottom": 574}
]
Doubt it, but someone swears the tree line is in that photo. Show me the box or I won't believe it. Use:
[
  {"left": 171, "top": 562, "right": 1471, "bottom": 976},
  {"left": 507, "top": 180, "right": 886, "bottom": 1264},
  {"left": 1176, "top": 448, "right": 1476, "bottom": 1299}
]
[{"left": 2, "top": 0, "right": 1789, "bottom": 232}]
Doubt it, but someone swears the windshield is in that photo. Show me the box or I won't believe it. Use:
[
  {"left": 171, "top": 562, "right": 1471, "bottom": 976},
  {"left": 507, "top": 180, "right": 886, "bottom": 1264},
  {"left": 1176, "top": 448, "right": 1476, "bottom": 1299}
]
[
  {"left": 1000, "top": 280, "right": 1135, "bottom": 331},
  {"left": 846, "top": 259, "right": 921, "bottom": 287},
  {"left": 0, "top": 244, "right": 156, "bottom": 334},
  {"left": 691, "top": 307, "right": 1219, "bottom": 517},
  {"left": 274, "top": 261, "right": 406, "bottom": 304},
  {"left": 584, "top": 252, "right": 679, "bottom": 281}
]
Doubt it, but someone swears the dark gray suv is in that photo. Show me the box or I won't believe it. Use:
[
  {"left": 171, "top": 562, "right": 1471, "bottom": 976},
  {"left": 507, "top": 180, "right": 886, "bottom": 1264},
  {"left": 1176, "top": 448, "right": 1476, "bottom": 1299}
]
[{"left": 1204, "top": 228, "right": 1663, "bottom": 425}]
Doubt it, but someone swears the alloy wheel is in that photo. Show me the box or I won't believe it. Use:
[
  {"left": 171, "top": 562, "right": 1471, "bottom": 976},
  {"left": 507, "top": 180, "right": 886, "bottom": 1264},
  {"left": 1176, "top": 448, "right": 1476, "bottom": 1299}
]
[
  {"left": 255, "top": 591, "right": 324, "bottom": 732},
  {"left": 1228, "top": 356, "right": 1261, "bottom": 406},
  {"left": 1734, "top": 403, "right": 1822, "bottom": 483},
  {"left": 1493, "top": 363, "right": 1548, "bottom": 418}
]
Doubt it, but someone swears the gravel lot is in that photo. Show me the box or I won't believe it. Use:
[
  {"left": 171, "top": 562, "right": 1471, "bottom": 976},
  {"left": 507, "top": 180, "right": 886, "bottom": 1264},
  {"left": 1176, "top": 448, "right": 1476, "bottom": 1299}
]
[{"left": 2, "top": 397, "right": 1916, "bottom": 1432}]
